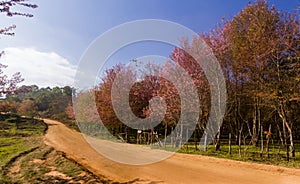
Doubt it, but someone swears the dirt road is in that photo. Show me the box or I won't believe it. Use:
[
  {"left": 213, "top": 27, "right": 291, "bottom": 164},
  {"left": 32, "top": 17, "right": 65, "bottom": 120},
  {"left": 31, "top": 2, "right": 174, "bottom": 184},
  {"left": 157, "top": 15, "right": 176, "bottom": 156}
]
[{"left": 44, "top": 119, "right": 300, "bottom": 184}]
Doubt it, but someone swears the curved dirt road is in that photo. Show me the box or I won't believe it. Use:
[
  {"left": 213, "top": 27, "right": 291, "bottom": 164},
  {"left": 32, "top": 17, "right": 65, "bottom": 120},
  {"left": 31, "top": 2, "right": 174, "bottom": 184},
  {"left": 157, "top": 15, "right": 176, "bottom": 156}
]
[{"left": 44, "top": 119, "right": 300, "bottom": 184}]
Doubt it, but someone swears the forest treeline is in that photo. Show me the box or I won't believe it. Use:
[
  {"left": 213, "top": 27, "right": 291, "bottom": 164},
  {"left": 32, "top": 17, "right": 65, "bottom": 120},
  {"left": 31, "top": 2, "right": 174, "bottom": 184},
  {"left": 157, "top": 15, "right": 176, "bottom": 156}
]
[
  {"left": 0, "top": 85, "right": 76, "bottom": 128},
  {"left": 73, "top": 1, "right": 299, "bottom": 160}
]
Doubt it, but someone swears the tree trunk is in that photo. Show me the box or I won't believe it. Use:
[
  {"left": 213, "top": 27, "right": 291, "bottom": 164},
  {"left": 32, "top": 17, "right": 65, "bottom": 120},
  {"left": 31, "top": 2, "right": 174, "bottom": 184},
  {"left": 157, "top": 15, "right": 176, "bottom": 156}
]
[
  {"left": 203, "top": 132, "right": 207, "bottom": 152},
  {"left": 171, "top": 133, "right": 174, "bottom": 148},
  {"left": 238, "top": 129, "right": 242, "bottom": 157},
  {"left": 186, "top": 128, "right": 189, "bottom": 153},
  {"left": 260, "top": 125, "right": 263, "bottom": 158},
  {"left": 277, "top": 123, "right": 284, "bottom": 147},
  {"left": 282, "top": 120, "right": 289, "bottom": 161},
  {"left": 257, "top": 100, "right": 261, "bottom": 146},
  {"left": 229, "top": 133, "right": 232, "bottom": 155},
  {"left": 150, "top": 129, "right": 154, "bottom": 145},
  {"left": 179, "top": 121, "right": 183, "bottom": 148},
  {"left": 252, "top": 100, "right": 258, "bottom": 146},
  {"left": 125, "top": 127, "right": 128, "bottom": 143},
  {"left": 266, "top": 124, "right": 271, "bottom": 159},
  {"left": 194, "top": 128, "right": 197, "bottom": 152},
  {"left": 234, "top": 82, "right": 239, "bottom": 145},
  {"left": 215, "top": 129, "right": 221, "bottom": 151},
  {"left": 278, "top": 103, "right": 295, "bottom": 159},
  {"left": 164, "top": 123, "right": 167, "bottom": 148}
]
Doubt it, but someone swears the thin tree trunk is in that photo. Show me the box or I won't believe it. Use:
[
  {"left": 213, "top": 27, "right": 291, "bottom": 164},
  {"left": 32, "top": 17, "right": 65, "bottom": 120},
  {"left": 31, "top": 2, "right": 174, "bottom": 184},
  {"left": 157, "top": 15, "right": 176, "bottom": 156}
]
[
  {"left": 277, "top": 123, "right": 284, "bottom": 147},
  {"left": 171, "top": 133, "right": 174, "bottom": 148},
  {"left": 204, "top": 132, "right": 207, "bottom": 152},
  {"left": 282, "top": 120, "right": 289, "bottom": 161},
  {"left": 258, "top": 100, "right": 261, "bottom": 147},
  {"left": 278, "top": 103, "right": 294, "bottom": 159},
  {"left": 289, "top": 133, "right": 295, "bottom": 159},
  {"left": 215, "top": 129, "right": 221, "bottom": 151},
  {"left": 238, "top": 130, "right": 242, "bottom": 157},
  {"left": 252, "top": 100, "right": 258, "bottom": 146},
  {"left": 234, "top": 82, "right": 239, "bottom": 145},
  {"left": 186, "top": 128, "right": 189, "bottom": 153},
  {"left": 179, "top": 121, "right": 183, "bottom": 148},
  {"left": 243, "top": 136, "right": 248, "bottom": 158},
  {"left": 194, "top": 128, "right": 197, "bottom": 152},
  {"left": 229, "top": 133, "right": 232, "bottom": 155},
  {"left": 125, "top": 127, "right": 128, "bottom": 143},
  {"left": 260, "top": 125, "right": 263, "bottom": 158},
  {"left": 266, "top": 124, "right": 271, "bottom": 159},
  {"left": 238, "top": 123, "right": 244, "bottom": 157},
  {"left": 164, "top": 123, "right": 167, "bottom": 148},
  {"left": 151, "top": 129, "right": 154, "bottom": 145}
]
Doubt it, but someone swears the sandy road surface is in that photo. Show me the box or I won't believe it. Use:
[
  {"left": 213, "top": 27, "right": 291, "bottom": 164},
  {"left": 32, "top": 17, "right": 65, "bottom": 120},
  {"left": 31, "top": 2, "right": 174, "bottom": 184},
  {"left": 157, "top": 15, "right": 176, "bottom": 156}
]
[{"left": 44, "top": 119, "right": 300, "bottom": 184}]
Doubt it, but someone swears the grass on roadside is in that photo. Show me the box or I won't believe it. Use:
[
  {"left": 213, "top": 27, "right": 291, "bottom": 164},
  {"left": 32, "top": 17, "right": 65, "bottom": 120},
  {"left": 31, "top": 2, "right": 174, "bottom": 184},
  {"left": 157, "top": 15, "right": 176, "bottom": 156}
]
[
  {"left": 0, "top": 114, "right": 102, "bottom": 183},
  {"left": 149, "top": 142, "right": 300, "bottom": 168},
  {"left": 0, "top": 114, "right": 44, "bottom": 167}
]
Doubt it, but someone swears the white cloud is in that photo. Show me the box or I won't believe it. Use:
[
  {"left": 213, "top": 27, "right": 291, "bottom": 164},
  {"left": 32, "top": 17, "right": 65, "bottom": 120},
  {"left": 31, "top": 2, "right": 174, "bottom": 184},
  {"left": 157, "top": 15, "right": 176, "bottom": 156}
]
[{"left": 1, "top": 47, "right": 76, "bottom": 87}]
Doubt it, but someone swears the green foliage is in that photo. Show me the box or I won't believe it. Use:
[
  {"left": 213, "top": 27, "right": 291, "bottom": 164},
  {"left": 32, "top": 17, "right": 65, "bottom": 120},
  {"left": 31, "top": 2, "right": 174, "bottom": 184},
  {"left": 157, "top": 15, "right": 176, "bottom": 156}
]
[
  {"left": 5, "top": 85, "right": 77, "bottom": 129},
  {"left": 0, "top": 115, "right": 45, "bottom": 168},
  {"left": 5, "top": 117, "right": 17, "bottom": 123}
]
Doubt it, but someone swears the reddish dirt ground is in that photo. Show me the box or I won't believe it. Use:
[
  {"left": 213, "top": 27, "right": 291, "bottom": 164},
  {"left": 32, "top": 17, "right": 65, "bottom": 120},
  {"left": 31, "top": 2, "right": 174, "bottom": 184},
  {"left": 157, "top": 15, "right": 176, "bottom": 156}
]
[{"left": 44, "top": 119, "right": 300, "bottom": 184}]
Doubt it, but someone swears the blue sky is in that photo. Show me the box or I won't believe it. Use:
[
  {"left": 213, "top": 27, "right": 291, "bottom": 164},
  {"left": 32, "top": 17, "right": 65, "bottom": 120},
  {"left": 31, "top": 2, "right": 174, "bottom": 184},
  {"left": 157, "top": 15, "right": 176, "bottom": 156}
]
[{"left": 0, "top": 0, "right": 298, "bottom": 87}]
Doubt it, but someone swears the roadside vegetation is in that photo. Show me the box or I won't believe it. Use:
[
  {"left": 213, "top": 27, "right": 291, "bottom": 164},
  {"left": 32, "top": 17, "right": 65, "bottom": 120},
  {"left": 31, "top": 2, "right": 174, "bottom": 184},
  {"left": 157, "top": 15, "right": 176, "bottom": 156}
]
[
  {"left": 178, "top": 142, "right": 300, "bottom": 168},
  {"left": 1, "top": 85, "right": 78, "bottom": 130},
  {"left": 0, "top": 114, "right": 102, "bottom": 183}
]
